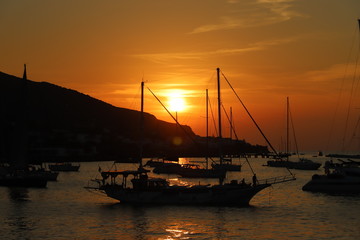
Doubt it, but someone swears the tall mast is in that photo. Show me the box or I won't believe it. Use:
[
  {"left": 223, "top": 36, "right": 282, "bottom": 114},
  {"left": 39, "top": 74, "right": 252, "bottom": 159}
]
[
  {"left": 230, "top": 107, "right": 233, "bottom": 139},
  {"left": 206, "top": 89, "right": 209, "bottom": 169},
  {"left": 217, "top": 68, "right": 223, "bottom": 165},
  {"left": 217, "top": 68, "right": 222, "bottom": 140},
  {"left": 286, "top": 96, "right": 289, "bottom": 161},
  {"left": 139, "top": 81, "right": 144, "bottom": 168}
]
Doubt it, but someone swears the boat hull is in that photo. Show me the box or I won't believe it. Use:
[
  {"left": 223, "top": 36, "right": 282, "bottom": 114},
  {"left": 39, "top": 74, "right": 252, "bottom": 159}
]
[
  {"left": 0, "top": 175, "right": 47, "bottom": 188},
  {"left": 102, "top": 184, "right": 270, "bottom": 206},
  {"left": 49, "top": 164, "right": 80, "bottom": 172},
  {"left": 302, "top": 174, "right": 360, "bottom": 193},
  {"left": 267, "top": 160, "right": 321, "bottom": 170}
]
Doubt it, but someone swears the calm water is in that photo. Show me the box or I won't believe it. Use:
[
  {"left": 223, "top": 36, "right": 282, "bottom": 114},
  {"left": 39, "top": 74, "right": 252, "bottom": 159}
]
[{"left": 1, "top": 156, "right": 359, "bottom": 240}]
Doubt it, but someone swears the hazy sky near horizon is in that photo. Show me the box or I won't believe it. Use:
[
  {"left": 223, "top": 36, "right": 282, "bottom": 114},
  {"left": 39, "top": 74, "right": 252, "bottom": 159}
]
[{"left": 1, "top": 0, "right": 360, "bottom": 152}]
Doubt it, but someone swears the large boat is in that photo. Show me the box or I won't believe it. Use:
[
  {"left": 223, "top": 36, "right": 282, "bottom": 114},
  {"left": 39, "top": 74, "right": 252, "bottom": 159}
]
[
  {"left": 302, "top": 159, "right": 360, "bottom": 193},
  {"left": 97, "top": 168, "right": 270, "bottom": 206},
  {"left": 87, "top": 70, "right": 295, "bottom": 206},
  {"left": 266, "top": 97, "right": 321, "bottom": 170}
]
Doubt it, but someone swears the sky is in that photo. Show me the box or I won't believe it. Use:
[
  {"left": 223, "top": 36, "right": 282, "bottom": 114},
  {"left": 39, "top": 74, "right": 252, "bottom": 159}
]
[{"left": 1, "top": 0, "right": 360, "bottom": 153}]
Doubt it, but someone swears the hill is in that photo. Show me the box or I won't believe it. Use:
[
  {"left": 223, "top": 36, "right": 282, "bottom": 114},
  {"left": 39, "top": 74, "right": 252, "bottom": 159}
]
[{"left": 0, "top": 70, "right": 268, "bottom": 162}]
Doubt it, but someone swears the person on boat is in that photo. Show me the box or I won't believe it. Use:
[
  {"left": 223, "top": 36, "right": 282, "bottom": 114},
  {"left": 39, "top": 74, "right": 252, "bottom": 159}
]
[
  {"left": 324, "top": 161, "right": 330, "bottom": 175},
  {"left": 252, "top": 174, "right": 257, "bottom": 186},
  {"left": 240, "top": 178, "right": 247, "bottom": 186}
]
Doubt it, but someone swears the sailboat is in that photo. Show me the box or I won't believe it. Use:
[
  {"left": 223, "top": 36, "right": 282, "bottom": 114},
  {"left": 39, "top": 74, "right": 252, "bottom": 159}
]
[
  {"left": 303, "top": 19, "right": 360, "bottom": 193},
  {"left": 0, "top": 64, "right": 49, "bottom": 187},
  {"left": 211, "top": 73, "right": 242, "bottom": 172},
  {"left": 148, "top": 85, "right": 226, "bottom": 179},
  {"left": 302, "top": 159, "right": 360, "bottom": 193},
  {"left": 88, "top": 74, "right": 286, "bottom": 206},
  {"left": 266, "top": 97, "right": 321, "bottom": 170}
]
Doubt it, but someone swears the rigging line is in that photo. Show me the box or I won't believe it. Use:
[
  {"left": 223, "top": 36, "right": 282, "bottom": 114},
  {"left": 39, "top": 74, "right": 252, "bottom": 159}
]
[
  {"left": 289, "top": 101, "right": 300, "bottom": 159},
  {"left": 147, "top": 87, "right": 216, "bottom": 165},
  {"left": 220, "top": 71, "right": 294, "bottom": 177},
  {"left": 220, "top": 103, "right": 239, "bottom": 140},
  {"left": 220, "top": 71, "right": 279, "bottom": 156},
  {"left": 325, "top": 22, "right": 359, "bottom": 152},
  {"left": 208, "top": 94, "right": 218, "bottom": 137},
  {"left": 342, "top": 26, "right": 360, "bottom": 152}
]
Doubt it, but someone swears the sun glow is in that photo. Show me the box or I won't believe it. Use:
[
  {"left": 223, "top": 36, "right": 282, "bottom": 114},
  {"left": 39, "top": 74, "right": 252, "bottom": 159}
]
[{"left": 167, "top": 91, "right": 187, "bottom": 112}]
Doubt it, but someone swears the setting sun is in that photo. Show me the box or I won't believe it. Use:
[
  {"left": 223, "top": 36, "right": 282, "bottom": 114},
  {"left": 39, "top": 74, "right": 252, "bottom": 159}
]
[{"left": 167, "top": 91, "right": 187, "bottom": 112}]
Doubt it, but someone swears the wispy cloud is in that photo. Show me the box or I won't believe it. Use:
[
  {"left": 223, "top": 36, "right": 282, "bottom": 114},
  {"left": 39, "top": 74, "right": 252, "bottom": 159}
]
[
  {"left": 133, "top": 36, "right": 298, "bottom": 64},
  {"left": 190, "top": 0, "right": 304, "bottom": 34}
]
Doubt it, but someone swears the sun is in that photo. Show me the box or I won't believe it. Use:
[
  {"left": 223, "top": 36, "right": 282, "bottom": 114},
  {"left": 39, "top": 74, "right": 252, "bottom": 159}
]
[{"left": 167, "top": 92, "right": 186, "bottom": 112}]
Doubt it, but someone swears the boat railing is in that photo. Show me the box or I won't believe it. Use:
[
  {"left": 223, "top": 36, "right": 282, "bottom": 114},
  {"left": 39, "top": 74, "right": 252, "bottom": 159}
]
[{"left": 258, "top": 174, "right": 296, "bottom": 185}]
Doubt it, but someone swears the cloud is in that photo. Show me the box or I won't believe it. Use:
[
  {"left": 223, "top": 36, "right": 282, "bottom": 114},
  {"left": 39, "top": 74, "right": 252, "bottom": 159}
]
[
  {"left": 133, "top": 36, "right": 297, "bottom": 63},
  {"left": 190, "top": 0, "right": 304, "bottom": 34}
]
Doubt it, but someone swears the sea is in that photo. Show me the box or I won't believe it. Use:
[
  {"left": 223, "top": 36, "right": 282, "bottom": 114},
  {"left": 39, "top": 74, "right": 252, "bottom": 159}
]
[{"left": 1, "top": 155, "right": 359, "bottom": 240}]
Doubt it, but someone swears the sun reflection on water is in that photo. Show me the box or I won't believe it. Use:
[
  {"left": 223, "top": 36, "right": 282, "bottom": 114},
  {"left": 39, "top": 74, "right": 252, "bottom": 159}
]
[{"left": 164, "top": 228, "right": 191, "bottom": 240}]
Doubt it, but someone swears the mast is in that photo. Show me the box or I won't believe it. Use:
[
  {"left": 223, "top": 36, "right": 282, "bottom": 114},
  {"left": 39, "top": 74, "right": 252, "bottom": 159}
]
[
  {"left": 230, "top": 107, "right": 233, "bottom": 139},
  {"left": 206, "top": 89, "right": 209, "bottom": 169},
  {"left": 217, "top": 68, "right": 222, "bottom": 165},
  {"left": 286, "top": 96, "right": 289, "bottom": 161},
  {"left": 139, "top": 81, "right": 144, "bottom": 169}
]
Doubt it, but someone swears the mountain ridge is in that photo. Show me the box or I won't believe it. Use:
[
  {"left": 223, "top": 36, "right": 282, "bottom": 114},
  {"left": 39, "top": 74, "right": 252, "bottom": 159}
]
[{"left": 0, "top": 70, "right": 268, "bottom": 162}]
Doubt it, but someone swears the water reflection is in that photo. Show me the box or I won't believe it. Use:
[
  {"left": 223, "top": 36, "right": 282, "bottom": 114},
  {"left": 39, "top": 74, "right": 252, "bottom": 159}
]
[
  {"left": 5, "top": 188, "right": 35, "bottom": 240},
  {"left": 8, "top": 188, "right": 29, "bottom": 202}
]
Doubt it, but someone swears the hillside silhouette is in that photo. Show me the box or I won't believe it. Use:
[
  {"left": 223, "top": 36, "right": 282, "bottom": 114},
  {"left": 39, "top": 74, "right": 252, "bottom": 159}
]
[{"left": 0, "top": 70, "right": 268, "bottom": 162}]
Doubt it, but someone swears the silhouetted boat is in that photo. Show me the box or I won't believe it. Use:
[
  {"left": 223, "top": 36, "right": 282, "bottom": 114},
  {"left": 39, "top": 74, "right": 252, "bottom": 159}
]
[
  {"left": 177, "top": 163, "right": 226, "bottom": 179},
  {"left": 49, "top": 162, "right": 80, "bottom": 172},
  {"left": 114, "top": 157, "right": 139, "bottom": 163},
  {"left": 212, "top": 157, "right": 242, "bottom": 171},
  {"left": 87, "top": 70, "right": 295, "bottom": 206},
  {"left": 0, "top": 65, "right": 48, "bottom": 188},
  {"left": 302, "top": 159, "right": 360, "bottom": 193},
  {"left": 30, "top": 164, "right": 59, "bottom": 181},
  {"left": 266, "top": 97, "right": 321, "bottom": 170}
]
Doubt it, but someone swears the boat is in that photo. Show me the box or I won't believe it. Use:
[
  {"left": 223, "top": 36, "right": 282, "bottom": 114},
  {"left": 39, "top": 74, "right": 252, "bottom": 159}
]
[
  {"left": 48, "top": 162, "right": 80, "bottom": 172},
  {"left": 302, "top": 159, "right": 360, "bottom": 193},
  {"left": 87, "top": 70, "right": 296, "bottom": 206},
  {"left": 266, "top": 97, "right": 321, "bottom": 170},
  {"left": 177, "top": 163, "right": 226, "bottom": 179},
  {"left": 30, "top": 164, "right": 59, "bottom": 181},
  {"left": 152, "top": 162, "right": 183, "bottom": 174},
  {"left": 209, "top": 75, "right": 242, "bottom": 172},
  {"left": 0, "top": 65, "right": 48, "bottom": 188},
  {"left": 114, "top": 157, "right": 139, "bottom": 163},
  {"left": 212, "top": 157, "right": 242, "bottom": 171}
]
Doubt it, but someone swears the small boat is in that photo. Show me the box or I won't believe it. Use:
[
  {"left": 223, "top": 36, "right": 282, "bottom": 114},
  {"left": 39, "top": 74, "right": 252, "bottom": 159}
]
[
  {"left": 114, "top": 157, "right": 139, "bottom": 163},
  {"left": 212, "top": 157, "right": 242, "bottom": 172},
  {"left": 48, "top": 162, "right": 80, "bottom": 172},
  {"left": 0, "top": 65, "right": 48, "bottom": 188},
  {"left": 152, "top": 162, "right": 183, "bottom": 174},
  {"left": 30, "top": 164, "right": 59, "bottom": 181},
  {"left": 266, "top": 97, "right": 321, "bottom": 170},
  {"left": 302, "top": 160, "right": 360, "bottom": 193},
  {"left": 144, "top": 156, "right": 179, "bottom": 168},
  {"left": 267, "top": 158, "right": 321, "bottom": 170},
  {"left": 0, "top": 166, "right": 48, "bottom": 188},
  {"left": 177, "top": 163, "right": 226, "bottom": 179}
]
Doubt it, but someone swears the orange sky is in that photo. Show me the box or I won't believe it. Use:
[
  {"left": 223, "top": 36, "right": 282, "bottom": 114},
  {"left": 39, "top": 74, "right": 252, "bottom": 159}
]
[{"left": 1, "top": 0, "right": 360, "bottom": 153}]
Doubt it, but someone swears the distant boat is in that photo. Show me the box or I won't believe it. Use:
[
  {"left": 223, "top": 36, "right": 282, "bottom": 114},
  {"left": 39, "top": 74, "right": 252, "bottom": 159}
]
[
  {"left": 48, "top": 162, "right": 80, "bottom": 172},
  {"left": 114, "top": 157, "right": 139, "bottom": 163},
  {"left": 302, "top": 159, "right": 360, "bottom": 193},
  {"left": 87, "top": 70, "right": 295, "bottom": 206},
  {"left": 177, "top": 163, "right": 226, "bottom": 179},
  {"left": 266, "top": 97, "right": 321, "bottom": 170}
]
